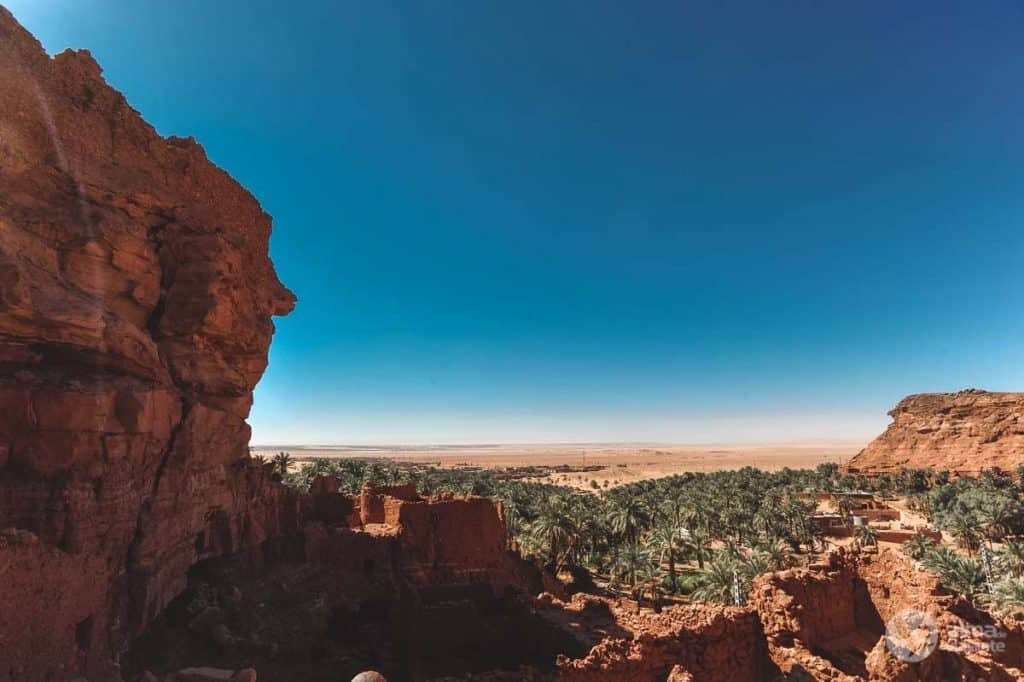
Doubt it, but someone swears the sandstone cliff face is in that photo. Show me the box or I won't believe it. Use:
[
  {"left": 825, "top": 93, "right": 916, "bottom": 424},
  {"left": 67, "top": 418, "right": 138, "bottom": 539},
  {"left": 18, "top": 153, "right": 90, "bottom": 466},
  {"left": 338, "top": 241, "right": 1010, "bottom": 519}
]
[
  {"left": 846, "top": 390, "right": 1024, "bottom": 475},
  {"left": 0, "top": 8, "right": 297, "bottom": 679}
]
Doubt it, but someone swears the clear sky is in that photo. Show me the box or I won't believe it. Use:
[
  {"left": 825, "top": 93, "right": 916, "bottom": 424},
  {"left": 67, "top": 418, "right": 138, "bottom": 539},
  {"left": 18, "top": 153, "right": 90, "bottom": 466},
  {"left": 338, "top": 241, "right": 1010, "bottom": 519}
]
[{"left": 8, "top": 1, "right": 1024, "bottom": 445}]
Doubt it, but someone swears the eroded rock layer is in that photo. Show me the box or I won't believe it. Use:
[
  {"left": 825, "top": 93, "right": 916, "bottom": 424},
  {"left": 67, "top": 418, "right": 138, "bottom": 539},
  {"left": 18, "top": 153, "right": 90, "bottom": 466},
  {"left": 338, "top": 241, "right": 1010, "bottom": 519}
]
[
  {"left": 0, "top": 7, "right": 297, "bottom": 678},
  {"left": 846, "top": 390, "right": 1024, "bottom": 475},
  {"left": 542, "top": 550, "right": 1024, "bottom": 682},
  {"left": 751, "top": 549, "right": 1024, "bottom": 681}
]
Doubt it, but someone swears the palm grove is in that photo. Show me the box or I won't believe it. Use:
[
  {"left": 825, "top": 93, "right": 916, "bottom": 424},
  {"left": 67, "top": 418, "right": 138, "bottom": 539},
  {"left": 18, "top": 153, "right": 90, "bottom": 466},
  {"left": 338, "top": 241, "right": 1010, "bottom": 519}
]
[{"left": 274, "top": 456, "right": 1024, "bottom": 617}]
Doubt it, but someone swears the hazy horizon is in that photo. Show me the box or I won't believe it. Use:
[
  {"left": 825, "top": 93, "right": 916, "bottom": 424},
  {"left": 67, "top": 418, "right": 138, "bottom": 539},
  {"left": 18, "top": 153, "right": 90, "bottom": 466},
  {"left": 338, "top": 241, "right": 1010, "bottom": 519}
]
[
  {"left": 249, "top": 437, "right": 870, "bottom": 449},
  {"left": 11, "top": 1, "right": 1023, "bottom": 445}
]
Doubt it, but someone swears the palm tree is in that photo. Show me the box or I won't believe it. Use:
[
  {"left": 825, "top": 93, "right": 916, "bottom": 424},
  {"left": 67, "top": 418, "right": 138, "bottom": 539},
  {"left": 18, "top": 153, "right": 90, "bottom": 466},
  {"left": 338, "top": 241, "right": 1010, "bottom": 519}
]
[
  {"left": 923, "top": 547, "right": 961, "bottom": 576},
  {"left": 691, "top": 554, "right": 744, "bottom": 605},
  {"left": 742, "top": 550, "right": 771, "bottom": 578},
  {"left": 950, "top": 515, "right": 983, "bottom": 556},
  {"left": 833, "top": 494, "right": 854, "bottom": 522},
  {"left": 754, "top": 540, "right": 793, "bottom": 570},
  {"left": 902, "top": 534, "right": 936, "bottom": 561},
  {"left": 530, "top": 496, "right": 575, "bottom": 571},
  {"left": 1000, "top": 539, "right": 1024, "bottom": 579},
  {"left": 607, "top": 496, "right": 650, "bottom": 545},
  {"left": 611, "top": 542, "right": 653, "bottom": 597},
  {"left": 686, "top": 528, "right": 712, "bottom": 570},
  {"left": 925, "top": 548, "right": 986, "bottom": 601},
  {"left": 648, "top": 523, "right": 674, "bottom": 590},
  {"left": 273, "top": 451, "right": 292, "bottom": 475},
  {"left": 977, "top": 496, "right": 1021, "bottom": 545},
  {"left": 945, "top": 558, "right": 987, "bottom": 600},
  {"left": 989, "top": 578, "right": 1024, "bottom": 616},
  {"left": 503, "top": 502, "right": 526, "bottom": 551},
  {"left": 637, "top": 559, "right": 665, "bottom": 611},
  {"left": 855, "top": 524, "right": 879, "bottom": 547}
]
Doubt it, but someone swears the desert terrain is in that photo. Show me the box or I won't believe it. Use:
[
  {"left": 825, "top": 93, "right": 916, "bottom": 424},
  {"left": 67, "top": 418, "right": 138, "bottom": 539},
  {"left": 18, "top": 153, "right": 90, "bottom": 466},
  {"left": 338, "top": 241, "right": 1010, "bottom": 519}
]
[{"left": 252, "top": 441, "right": 862, "bottom": 487}]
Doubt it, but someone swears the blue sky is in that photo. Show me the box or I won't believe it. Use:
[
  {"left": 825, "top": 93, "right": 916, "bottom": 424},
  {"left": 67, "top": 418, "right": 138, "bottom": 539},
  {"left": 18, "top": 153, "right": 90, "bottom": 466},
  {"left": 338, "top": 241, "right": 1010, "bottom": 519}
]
[{"left": 9, "top": 1, "right": 1024, "bottom": 444}]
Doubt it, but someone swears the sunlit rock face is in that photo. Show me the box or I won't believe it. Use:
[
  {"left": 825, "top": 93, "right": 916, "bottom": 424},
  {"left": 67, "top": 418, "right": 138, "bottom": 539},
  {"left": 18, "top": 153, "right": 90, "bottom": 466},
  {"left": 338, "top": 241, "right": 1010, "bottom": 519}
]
[
  {"left": 846, "top": 390, "right": 1024, "bottom": 475},
  {"left": 0, "top": 7, "right": 296, "bottom": 678},
  {"left": 750, "top": 550, "right": 1024, "bottom": 681}
]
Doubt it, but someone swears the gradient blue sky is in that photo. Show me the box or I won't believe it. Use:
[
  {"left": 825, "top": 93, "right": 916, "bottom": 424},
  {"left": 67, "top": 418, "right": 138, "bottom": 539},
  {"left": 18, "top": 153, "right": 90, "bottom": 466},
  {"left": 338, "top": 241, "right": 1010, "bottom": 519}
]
[{"left": 8, "top": 1, "right": 1024, "bottom": 444}]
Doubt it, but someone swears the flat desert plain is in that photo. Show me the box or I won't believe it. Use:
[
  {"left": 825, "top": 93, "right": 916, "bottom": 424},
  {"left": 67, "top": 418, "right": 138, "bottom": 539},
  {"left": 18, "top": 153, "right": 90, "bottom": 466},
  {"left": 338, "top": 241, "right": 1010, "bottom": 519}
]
[{"left": 252, "top": 442, "right": 864, "bottom": 487}]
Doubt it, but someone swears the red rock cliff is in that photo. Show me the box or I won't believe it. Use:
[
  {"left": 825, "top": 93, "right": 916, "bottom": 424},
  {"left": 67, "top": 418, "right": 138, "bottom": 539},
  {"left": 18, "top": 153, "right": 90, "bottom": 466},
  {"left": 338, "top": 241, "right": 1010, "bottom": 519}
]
[
  {"left": 0, "top": 8, "right": 297, "bottom": 679},
  {"left": 846, "top": 390, "right": 1024, "bottom": 475}
]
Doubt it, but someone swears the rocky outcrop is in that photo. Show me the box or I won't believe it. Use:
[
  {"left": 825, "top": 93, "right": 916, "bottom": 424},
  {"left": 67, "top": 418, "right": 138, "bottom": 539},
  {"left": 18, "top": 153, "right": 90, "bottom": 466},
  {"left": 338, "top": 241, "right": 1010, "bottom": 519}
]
[
  {"left": 540, "top": 550, "right": 1024, "bottom": 682},
  {"left": 846, "top": 390, "right": 1024, "bottom": 475},
  {"left": 750, "top": 549, "right": 1024, "bottom": 681},
  {"left": 542, "top": 594, "right": 777, "bottom": 682},
  {"left": 0, "top": 7, "right": 296, "bottom": 679}
]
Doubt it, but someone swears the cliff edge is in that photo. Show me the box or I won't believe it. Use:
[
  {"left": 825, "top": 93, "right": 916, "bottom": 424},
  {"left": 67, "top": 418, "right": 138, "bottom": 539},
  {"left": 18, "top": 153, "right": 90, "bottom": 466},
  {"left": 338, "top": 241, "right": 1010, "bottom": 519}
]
[
  {"left": 846, "top": 390, "right": 1024, "bottom": 475},
  {"left": 0, "top": 7, "right": 297, "bottom": 678}
]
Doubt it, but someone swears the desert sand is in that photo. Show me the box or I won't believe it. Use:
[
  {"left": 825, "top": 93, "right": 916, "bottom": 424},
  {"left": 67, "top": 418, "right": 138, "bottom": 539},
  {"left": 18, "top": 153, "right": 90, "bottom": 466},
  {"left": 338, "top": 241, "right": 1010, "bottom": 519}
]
[{"left": 251, "top": 441, "right": 863, "bottom": 487}]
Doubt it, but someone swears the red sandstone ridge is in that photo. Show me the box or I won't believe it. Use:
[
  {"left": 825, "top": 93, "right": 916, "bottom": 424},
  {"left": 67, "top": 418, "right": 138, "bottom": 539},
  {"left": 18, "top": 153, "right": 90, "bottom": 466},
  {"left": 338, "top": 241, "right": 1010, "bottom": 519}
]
[
  {"left": 0, "top": 7, "right": 297, "bottom": 679},
  {"left": 846, "top": 390, "right": 1024, "bottom": 475}
]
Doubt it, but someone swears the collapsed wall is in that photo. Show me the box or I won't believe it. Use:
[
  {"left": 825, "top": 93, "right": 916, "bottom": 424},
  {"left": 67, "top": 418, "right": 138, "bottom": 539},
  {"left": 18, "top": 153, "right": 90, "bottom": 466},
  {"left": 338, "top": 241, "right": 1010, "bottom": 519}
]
[
  {"left": 846, "top": 390, "right": 1024, "bottom": 475},
  {"left": 129, "top": 482, "right": 572, "bottom": 681},
  {"left": 0, "top": 7, "right": 297, "bottom": 678},
  {"left": 539, "top": 594, "right": 778, "bottom": 682}
]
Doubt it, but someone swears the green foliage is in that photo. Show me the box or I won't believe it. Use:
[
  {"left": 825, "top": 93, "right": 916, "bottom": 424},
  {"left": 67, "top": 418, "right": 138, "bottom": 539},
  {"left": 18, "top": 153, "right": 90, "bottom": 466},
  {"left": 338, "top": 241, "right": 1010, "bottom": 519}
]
[
  {"left": 855, "top": 523, "right": 878, "bottom": 547},
  {"left": 275, "top": 454, "right": 1024, "bottom": 611},
  {"left": 272, "top": 451, "right": 292, "bottom": 475},
  {"left": 990, "top": 577, "right": 1024, "bottom": 616},
  {"left": 923, "top": 547, "right": 987, "bottom": 601},
  {"left": 902, "top": 534, "right": 936, "bottom": 560}
]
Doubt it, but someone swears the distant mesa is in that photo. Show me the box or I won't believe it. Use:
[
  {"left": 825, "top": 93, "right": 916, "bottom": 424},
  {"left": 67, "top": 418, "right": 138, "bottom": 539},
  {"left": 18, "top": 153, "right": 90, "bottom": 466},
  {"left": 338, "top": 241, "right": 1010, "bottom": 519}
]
[{"left": 845, "top": 389, "right": 1024, "bottom": 476}]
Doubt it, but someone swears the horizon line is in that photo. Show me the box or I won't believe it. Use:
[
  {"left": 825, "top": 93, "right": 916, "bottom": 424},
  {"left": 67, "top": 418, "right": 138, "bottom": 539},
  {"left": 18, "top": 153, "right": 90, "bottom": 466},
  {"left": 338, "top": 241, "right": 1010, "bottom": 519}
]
[{"left": 249, "top": 438, "right": 870, "bottom": 450}]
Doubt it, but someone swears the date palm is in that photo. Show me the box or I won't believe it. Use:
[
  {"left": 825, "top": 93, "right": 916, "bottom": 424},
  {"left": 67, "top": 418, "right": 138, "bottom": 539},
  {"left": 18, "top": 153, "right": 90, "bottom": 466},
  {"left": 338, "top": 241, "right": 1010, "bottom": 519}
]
[
  {"left": 990, "top": 577, "right": 1024, "bottom": 616},
  {"left": 607, "top": 496, "right": 650, "bottom": 545},
  {"left": 649, "top": 522, "right": 686, "bottom": 591},
  {"left": 977, "top": 496, "right": 1023, "bottom": 544},
  {"left": 925, "top": 548, "right": 986, "bottom": 600},
  {"left": 691, "top": 554, "right": 744, "bottom": 605},
  {"left": 611, "top": 542, "right": 653, "bottom": 596},
  {"left": 855, "top": 524, "right": 879, "bottom": 547},
  {"left": 530, "top": 496, "right": 575, "bottom": 571},
  {"left": 1000, "top": 539, "right": 1024, "bottom": 579},
  {"left": 950, "top": 515, "right": 983, "bottom": 556},
  {"left": 272, "top": 451, "right": 292, "bottom": 475},
  {"left": 902, "top": 534, "right": 936, "bottom": 561},
  {"left": 754, "top": 540, "right": 793, "bottom": 570}
]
